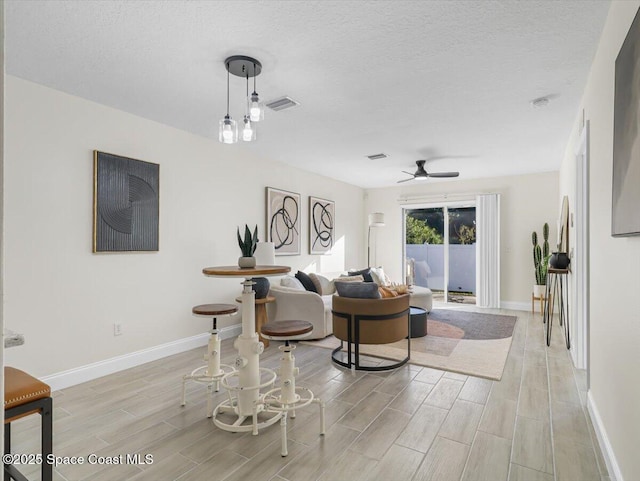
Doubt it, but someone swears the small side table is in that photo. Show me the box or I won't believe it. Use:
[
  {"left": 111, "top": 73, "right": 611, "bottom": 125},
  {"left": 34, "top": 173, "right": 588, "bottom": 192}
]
[
  {"left": 236, "top": 296, "right": 276, "bottom": 347},
  {"left": 409, "top": 307, "right": 428, "bottom": 338}
]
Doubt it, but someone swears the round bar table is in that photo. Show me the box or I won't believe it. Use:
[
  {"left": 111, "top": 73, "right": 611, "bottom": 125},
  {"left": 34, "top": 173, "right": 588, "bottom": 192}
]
[{"left": 202, "top": 265, "right": 290, "bottom": 434}]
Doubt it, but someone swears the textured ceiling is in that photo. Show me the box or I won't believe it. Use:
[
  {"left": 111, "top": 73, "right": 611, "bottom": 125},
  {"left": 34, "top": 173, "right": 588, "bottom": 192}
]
[{"left": 5, "top": 0, "right": 610, "bottom": 188}]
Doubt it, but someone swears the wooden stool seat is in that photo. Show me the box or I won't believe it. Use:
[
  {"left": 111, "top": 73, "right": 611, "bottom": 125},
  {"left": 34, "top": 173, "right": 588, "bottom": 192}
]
[
  {"left": 4, "top": 367, "right": 53, "bottom": 481},
  {"left": 261, "top": 320, "right": 313, "bottom": 340},
  {"left": 192, "top": 303, "right": 237, "bottom": 317}
]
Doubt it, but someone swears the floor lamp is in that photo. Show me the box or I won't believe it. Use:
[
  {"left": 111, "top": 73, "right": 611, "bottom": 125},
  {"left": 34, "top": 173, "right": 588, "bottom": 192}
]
[{"left": 367, "top": 213, "right": 385, "bottom": 267}]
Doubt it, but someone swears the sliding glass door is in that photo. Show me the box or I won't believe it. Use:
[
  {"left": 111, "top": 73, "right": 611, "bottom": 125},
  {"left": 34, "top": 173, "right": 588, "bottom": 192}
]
[{"left": 404, "top": 204, "right": 476, "bottom": 304}]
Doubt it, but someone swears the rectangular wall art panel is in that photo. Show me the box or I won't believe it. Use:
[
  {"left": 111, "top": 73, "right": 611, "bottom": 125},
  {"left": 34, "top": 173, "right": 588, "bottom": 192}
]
[
  {"left": 612, "top": 8, "right": 640, "bottom": 236},
  {"left": 266, "top": 187, "right": 300, "bottom": 256},
  {"left": 309, "top": 196, "right": 335, "bottom": 254},
  {"left": 93, "top": 151, "right": 159, "bottom": 252}
]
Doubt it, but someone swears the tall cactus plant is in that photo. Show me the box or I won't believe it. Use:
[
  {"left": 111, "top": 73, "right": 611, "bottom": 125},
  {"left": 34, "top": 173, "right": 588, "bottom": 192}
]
[{"left": 532, "top": 223, "right": 550, "bottom": 285}]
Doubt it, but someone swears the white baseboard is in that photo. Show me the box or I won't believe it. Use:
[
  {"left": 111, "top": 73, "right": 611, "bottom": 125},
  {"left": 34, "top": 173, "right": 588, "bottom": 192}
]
[
  {"left": 587, "top": 391, "right": 624, "bottom": 481},
  {"left": 42, "top": 323, "right": 242, "bottom": 391},
  {"left": 500, "top": 301, "right": 529, "bottom": 311}
]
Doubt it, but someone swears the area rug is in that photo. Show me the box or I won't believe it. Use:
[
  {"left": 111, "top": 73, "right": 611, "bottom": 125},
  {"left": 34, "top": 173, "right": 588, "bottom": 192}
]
[{"left": 301, "top": 309, "right": 517, "bottom": 380}]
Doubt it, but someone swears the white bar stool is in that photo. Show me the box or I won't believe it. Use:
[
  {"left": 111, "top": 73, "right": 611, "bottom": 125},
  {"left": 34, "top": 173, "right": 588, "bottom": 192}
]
[
  {"left": 260, "top": 320, "right": 325, "bottom": 456},
  {"left": 181, "top": 303, "right": 237, "bottom": 417}
]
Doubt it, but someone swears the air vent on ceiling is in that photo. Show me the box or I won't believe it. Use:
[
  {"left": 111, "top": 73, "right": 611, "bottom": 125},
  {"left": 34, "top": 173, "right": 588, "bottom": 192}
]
[
  {"left": 366, "top": 153, "right": 388, "bottom": 160},
  {"left": 265, "top": 96, "right": 300, "bottom": 111}
]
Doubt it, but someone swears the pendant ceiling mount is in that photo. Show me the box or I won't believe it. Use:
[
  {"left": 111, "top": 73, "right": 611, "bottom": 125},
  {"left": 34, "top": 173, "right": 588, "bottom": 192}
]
[{"left": 225, "top": 55, "right": 262, "bottom": 78}]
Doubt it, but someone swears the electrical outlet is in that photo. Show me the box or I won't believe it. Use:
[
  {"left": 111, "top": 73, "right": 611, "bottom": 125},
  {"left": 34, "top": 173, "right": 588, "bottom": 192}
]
[{"left": 114, "top": 323, "right": 123, "bottom": 336}]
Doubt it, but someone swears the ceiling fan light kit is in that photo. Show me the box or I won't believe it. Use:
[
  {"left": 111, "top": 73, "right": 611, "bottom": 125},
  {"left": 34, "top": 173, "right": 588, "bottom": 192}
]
[
  {"left": 218, "top": 55, "right": 264, "bottom": 144},
  {"left": 398, "top": 160, "right": 460, "bottom": 183}
]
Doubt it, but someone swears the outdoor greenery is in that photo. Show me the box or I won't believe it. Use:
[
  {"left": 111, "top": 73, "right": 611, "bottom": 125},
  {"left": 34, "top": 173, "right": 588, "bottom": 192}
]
[
  {"left": 406, "top": 216, "right": 443, "bottom": 244},
  {"left": 455, "top": 224, "right": 476, "bottom": 245},
  {"left": 406, "top": 208, "right": 476, "bottom": 245}
]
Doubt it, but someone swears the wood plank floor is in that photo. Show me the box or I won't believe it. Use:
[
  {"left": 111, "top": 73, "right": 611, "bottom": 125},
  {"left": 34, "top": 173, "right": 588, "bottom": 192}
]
[{"left": 8, "top": 306, "right": 609, "bottom": 481}]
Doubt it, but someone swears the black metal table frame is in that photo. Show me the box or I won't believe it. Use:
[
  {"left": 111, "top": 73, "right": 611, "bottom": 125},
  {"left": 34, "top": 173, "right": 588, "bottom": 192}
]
[
  {"left": 4, "top": 396, "right": 53, "bottom": 481},
  {"left": 331, "top": 308, "right": 411, "bottom": 371},
  {"left": 543, "top": 269, "right": 570, "bottom": 349}
]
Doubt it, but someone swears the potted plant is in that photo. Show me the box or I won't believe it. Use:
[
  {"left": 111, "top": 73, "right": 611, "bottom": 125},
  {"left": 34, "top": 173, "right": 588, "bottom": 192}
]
[
  {"left": 532, "top": 223, "right": 550, "bottom": 298},
  {"left": 237, "top": 224, "right": 258, "bottom": 268},
  {"left": 550, "top": 196, "right": 571, "bottom": 269}
]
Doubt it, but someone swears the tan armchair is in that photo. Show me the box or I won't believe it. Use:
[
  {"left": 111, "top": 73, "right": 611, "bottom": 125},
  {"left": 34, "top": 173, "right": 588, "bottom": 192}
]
[{"left": 331, "top": 294, "right": 410, "bottom": 371}]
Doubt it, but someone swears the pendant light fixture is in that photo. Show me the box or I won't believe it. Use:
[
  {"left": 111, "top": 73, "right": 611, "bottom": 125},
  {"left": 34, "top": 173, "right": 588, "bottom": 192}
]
[
  {"left": 218, "top": 55, "right": 263, "bottom": 144},
  {"left": 241, "top": 73, "right": 256, "bottom": 142},
  {"left": 218, "top": 59, "right": 238, "bottom": 144},
  {"left": 248, "top": 62, "right": 264, "bottom": 122}
]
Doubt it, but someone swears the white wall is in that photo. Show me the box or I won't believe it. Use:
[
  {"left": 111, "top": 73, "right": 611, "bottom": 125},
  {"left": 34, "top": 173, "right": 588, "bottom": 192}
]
[
  {"left": 3, "top": 76, "right": 364, "bottom": 377},
  {"left": 1, "top": 0, "right": 6, "bottom": 452},
  {"left": 365, "top": 172, "right": 559, "bottom": 307},
  {"left": 559, "top": 2, "right": 640, "bottom": 480}
]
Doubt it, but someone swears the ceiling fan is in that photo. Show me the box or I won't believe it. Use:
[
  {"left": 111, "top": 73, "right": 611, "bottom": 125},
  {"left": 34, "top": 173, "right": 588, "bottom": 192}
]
[{"left": 398, "top": 160, "right": 460, "bottom": 183}]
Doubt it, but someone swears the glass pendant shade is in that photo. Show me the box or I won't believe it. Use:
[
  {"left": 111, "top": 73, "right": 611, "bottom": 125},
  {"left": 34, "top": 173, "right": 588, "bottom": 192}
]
[
  {"left": 241, "top": 116, "right": 256, "bottom": 142},
  {"left": 219, "top": 115, "right": 238, "bottom": 144},
  {"left": 248, "top": 92, "right": 264, "bottom": 122}
]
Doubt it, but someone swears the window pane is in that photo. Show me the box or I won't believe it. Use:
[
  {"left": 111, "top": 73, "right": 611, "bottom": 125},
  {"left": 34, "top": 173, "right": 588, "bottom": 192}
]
[
  {"left": 405, "top": 208, "right": 444, "bottom": 300},
  {"left": 447, "top": 207, "right": 476, "bottom": 304}
]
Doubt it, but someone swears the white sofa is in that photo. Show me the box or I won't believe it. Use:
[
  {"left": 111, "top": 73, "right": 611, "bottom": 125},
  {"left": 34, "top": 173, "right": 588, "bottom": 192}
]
[{"left": 268, "top": 272, "right": 433, "bottom": 340}]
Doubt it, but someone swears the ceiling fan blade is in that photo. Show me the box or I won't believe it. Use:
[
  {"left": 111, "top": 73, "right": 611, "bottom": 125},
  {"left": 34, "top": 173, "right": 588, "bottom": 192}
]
[
  {"left": 423, "top": 155, "right": 474, "bottom": 162},
  {"left": 427, "top": 172, "right": 459, "bottom": 178},
  {"left": 401, "top": 171, "right": 415, "bottom": 176},
  {"left": 397, "top": 177, "right": 415, "bottom": 183}
]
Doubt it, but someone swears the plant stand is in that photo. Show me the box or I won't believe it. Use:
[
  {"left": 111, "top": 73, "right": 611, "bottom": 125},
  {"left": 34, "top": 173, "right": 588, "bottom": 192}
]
[{"left": 531, "top": 292, "right": 551, "bottom": 315}]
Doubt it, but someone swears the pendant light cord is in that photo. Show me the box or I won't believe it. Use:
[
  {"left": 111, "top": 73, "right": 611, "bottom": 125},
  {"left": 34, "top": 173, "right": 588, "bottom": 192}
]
[
  {"left": 253, "top": 62, "right": 257, "bottom": 94},
  {"left": 226, "top": 62, "right": 230, "bottom": 116}
]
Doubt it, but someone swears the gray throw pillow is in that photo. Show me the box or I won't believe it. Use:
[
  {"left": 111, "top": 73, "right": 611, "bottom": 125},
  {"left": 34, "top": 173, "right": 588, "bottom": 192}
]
[
  {"left": 347, "top": 268, "right": 374, "bottom": 282},
  {"left": 334, "top": 281, "right": 381, "bottom": 299}
]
